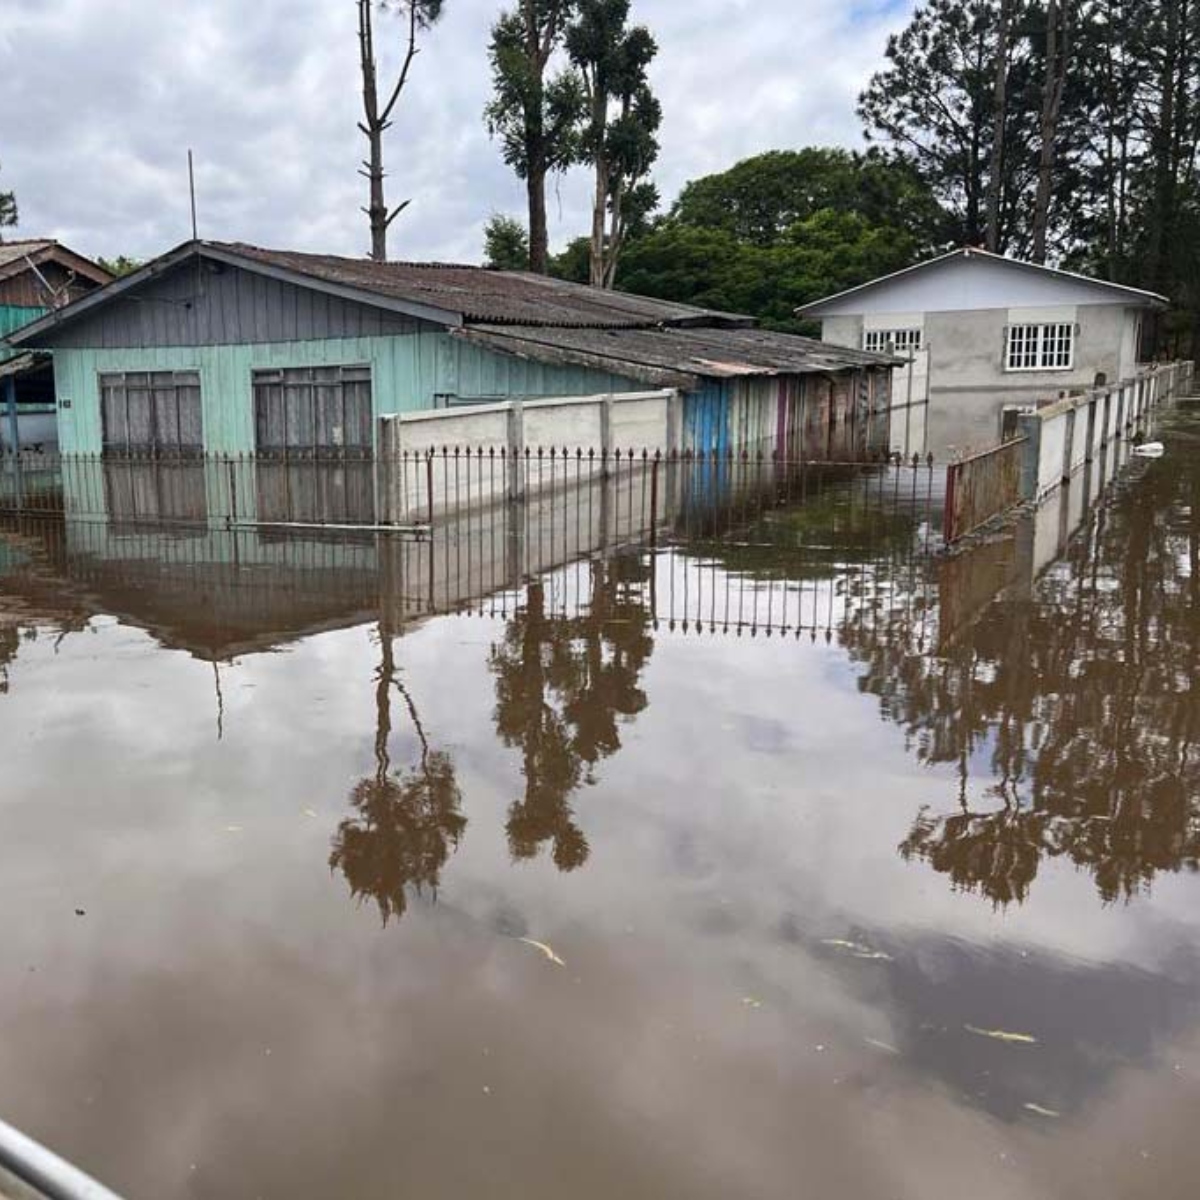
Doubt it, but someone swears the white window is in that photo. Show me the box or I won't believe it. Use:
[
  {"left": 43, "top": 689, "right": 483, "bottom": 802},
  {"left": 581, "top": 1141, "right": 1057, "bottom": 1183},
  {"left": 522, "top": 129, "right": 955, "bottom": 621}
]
[
  {"left": 864, "top": 328, "right": 923, "bottom": 354},
  {"left": 1005, "top": 323, "right": 1074, "bottom": 371}
]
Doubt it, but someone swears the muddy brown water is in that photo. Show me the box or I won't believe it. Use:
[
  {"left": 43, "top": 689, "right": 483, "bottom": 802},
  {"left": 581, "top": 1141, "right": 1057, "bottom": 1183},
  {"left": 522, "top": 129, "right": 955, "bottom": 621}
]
[{"left": 1, "top": 421, "right": 1200, "bottom": 1199}]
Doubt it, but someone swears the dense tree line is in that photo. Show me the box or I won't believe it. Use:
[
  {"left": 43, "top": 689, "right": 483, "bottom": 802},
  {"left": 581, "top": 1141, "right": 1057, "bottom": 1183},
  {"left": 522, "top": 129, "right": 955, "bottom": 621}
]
[{"left": 479, "top": 0, "right": 1200, "bottom": 345}]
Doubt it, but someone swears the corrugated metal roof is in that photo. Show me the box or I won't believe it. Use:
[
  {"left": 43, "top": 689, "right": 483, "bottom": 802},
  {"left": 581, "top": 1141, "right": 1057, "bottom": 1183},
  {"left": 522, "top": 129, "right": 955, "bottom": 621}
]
[
  {"left": 456, "top": 323, "right": 898, "bottom": 388},
  {"left": 0, "top": 240, "right": 56, "bottom": 269},
  {"left": 0, "top": 239, "right": 112, "bottom": 286},
  {"left": 211, "top": 242, "right": 754, "bottom": 330}
]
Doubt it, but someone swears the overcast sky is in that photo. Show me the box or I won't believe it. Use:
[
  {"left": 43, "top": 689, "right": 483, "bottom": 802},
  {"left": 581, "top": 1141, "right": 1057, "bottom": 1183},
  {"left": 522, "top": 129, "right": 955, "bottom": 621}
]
[{"left": 0, "top": 0, "right": 917, "bottom": 265}]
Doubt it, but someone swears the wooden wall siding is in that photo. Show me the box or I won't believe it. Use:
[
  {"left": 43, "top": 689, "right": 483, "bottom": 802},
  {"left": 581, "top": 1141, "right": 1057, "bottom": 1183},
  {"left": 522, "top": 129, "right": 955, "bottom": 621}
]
[
  {"left": 0, "top": 262, "right": 93, "bottom": 308},
  {"left": 50, "top": 335, "right": 641, "bottom": 454},
  {"left": 42, "top": 260, "right": 428, "bottom": 349}
]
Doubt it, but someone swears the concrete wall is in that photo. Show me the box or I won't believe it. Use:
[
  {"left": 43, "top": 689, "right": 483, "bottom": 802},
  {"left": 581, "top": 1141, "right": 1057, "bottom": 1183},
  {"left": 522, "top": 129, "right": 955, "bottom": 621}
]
[
  {"left": 820, "top": 315, "right": 861, "bottom": 349},
  {"left": 922, "top": 304, "right": 1135, "bottom": 458},
  {"left": 380, "top": 390, "right": 678, "bottom": 522}
]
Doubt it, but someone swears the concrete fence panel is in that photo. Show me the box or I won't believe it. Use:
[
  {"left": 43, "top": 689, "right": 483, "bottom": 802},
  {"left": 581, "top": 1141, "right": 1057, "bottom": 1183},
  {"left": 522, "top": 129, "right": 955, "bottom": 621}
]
[{"left": 379, "top": 389, "right": 678, "bottom": 524}]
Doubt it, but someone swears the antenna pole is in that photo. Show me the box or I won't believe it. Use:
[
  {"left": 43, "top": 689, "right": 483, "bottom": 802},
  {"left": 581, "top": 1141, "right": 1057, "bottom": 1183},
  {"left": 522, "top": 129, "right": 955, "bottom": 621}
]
[{"left": 188, "top": 150, "right": 198, "bottom": 241}]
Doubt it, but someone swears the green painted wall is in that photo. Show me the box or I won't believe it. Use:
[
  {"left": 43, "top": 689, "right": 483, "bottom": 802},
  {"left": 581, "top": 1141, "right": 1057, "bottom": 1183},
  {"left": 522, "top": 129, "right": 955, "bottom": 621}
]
[
  {"left": 1, "top": 304, "right": 45, "bottom": 362},
  {"left": 51, "top": 332, "right": 640, "bottom": 454}
]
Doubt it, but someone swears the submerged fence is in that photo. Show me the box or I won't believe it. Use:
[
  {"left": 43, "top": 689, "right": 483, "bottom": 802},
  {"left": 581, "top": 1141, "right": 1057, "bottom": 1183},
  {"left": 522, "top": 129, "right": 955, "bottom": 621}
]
[
  {"left": 1, "top": 455, "right": 943, "bottom": 654},
  {"left": 943, "top": 437, "right": 1027, "bottom": 543},
  {"left": 0, "top": 447, "right": 940, "bottom": 547},
  {"left": 943, "top": 361, "right": 1193, "bottom": 543}
]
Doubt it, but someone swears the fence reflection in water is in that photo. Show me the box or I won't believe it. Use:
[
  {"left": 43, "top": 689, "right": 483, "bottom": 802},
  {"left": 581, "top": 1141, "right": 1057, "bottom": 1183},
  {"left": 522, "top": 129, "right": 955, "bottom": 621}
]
[{"left": 0, "top": 452, "right": 943, "bottom": 651}]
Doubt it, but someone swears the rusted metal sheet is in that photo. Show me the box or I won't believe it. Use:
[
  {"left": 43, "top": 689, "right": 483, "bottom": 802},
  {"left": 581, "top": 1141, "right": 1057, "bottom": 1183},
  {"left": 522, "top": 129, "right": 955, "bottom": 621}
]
[{"left": 943, "top": 437, "right": 1027, "bottom": 544}]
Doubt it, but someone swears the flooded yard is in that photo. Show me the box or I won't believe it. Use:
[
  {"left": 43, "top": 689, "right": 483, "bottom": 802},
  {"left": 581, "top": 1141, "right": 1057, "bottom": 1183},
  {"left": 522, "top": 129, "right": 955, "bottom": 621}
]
[{"left": 2, "top": 419, "right": 1200, "bottom": 1199}]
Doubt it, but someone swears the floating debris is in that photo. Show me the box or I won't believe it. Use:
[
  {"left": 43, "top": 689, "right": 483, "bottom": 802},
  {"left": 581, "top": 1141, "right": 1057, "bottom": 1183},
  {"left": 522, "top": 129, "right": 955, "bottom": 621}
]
[
  {"left": 865, "top": 1037, "right": 900, "bottom": 1055},
  {"left": 1023, "top": 1102, "right": 1060, "bottom": 1118},
  {"left": 821, "top": 938, "right": 892, "bottom": 961},
  {"left": 225, "top": 825, "right": 243, "bottom": 833},
  {"left": 302, "top": 807, "right": 318, "bottom": 819},
  {"left": 741, "top": 996, "right": 763, "bottom": 1009},
  {"left": 517, "top": 937, "right": 565, "bottom": 966},
  {"left": 965, "top": 1024, "right": 1038, "bottom": 1045}
]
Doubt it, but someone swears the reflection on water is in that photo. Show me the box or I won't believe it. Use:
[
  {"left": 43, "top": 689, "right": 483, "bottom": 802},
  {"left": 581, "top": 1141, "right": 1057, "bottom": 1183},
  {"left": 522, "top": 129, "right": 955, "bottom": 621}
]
[
  {"left": 490, "top": 557, "right": 654, "bottom": 871},
  {"left": 330, "top": 627, "right": 465, "bottom": 925},
  {"left": 5, "top": 429, "right": 1200, "bottom": 1198},
  {"left": 844, "top": 428, "right": 1200, "bottom": 906}
]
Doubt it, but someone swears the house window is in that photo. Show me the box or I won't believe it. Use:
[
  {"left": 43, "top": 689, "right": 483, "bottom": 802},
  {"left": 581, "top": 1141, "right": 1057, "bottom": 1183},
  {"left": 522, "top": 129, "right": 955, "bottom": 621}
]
[
  {"left": 1005, "top": 323, "right": 1075, "bottom": 371},
  {"left": 864, "top": 328, "right": 923, "bottom": 355},
  {"left": 100, "top": 371, "right": 203, "bottom": 455},
  {"left": 252, "top": 365, "right": 373, "bottom": 457}
]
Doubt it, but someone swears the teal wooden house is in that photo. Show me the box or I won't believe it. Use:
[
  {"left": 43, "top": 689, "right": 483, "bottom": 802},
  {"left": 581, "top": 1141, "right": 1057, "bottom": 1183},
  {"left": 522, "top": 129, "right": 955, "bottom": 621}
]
[
  {"left": 9, "top": 240, "right": 894, "bottom": 460},
  {"left": 1, "top": 239, "right": 111, "bottom": 451}
]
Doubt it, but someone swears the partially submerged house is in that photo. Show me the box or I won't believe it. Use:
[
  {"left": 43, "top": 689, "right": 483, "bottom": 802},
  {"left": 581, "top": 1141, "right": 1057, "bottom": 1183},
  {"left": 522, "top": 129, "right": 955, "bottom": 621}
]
[
  {"left": 796, "top": 247, "right": 1167, "bottom": 458},
  {"left": 1, "top": 239, "right": 112, "bottom": 451},
  {"left": 8, "top": 240, "right": 895, "bottom": 462}
]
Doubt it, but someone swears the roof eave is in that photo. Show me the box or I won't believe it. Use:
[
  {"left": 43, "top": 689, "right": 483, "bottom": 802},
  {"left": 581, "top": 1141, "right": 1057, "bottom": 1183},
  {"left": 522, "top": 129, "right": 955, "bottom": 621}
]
[
  {"left": 453, "top": 327, "right": 699, "bottom": 390},
  {"left": 795, "top": 246, "right": 1171, "bottom": 316}
]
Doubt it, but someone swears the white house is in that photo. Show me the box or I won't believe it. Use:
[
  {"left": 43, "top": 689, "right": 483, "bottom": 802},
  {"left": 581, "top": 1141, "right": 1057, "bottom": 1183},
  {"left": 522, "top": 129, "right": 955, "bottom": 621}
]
[{"left": 796, "top": 247, "right": 1167, "bottom": 459}]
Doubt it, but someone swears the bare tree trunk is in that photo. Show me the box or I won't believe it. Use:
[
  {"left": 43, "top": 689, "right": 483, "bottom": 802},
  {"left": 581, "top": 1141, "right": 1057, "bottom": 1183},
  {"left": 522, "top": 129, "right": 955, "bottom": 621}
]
[
  {"left": 602, "top": 177, "right": 625, "bottom": 289},
  {"left": 1147, "top": 0, "right": 1181, "bottom": 295},
  {"left": 1032, "top": 1, "right": 1070, "bottom": 263},
  {"left": 358, "top": 0, "right": 419, "bottom": 262},
  {"left": 985, "top": 0, "right": 1012, "bottom": 253},
  {"left": 588, "top": 86, "right": 608, "bottom": 287},
  {"left": 527, "top": 167, "right": 549, "bottom": 274},
  {"left": 523, "top": 0, "right": 550, "bottom": 274}
]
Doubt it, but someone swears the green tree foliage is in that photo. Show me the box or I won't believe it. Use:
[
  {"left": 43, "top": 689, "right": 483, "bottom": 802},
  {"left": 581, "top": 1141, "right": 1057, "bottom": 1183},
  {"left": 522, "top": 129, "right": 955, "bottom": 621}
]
[
  {"left": 606, "top": 151, "right": 948, "bottom": 328},
  {"left": 670, "top": 148, "right": 948, "bottom": 248},
  {"left": 860, "top": 0, "right": 1200, "bottom": 347},
  {"left": 858, "top": 0, "right": 1044, "bottom": 253},
  {"left": 483, "top": 214, "right": 531, "bottom": 270},
  {"left": 565, "top": 0, "right": 661, "bottom": 287},
  {"left": 96, "top": 256, "right": 141, "bottom": 278},
  {"left": 485, "top": 1, "right": 583, "bottom": 273},
  {"left": 0, "top": 162, "right": 17, "bottom": 233}
]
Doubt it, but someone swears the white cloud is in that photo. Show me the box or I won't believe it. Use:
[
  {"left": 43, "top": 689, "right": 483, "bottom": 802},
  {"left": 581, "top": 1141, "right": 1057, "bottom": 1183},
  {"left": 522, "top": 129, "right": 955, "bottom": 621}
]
[{"left": 0, "top": 0, "right": 918, "bottom": 263}]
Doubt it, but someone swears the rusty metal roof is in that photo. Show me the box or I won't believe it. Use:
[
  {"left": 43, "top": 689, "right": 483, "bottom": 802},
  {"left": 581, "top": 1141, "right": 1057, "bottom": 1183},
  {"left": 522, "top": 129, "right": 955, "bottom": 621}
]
[
  {"left": 456, "top": 323, "right": 898, "bottom": 388},
  {"left": 212, "top": 242, "right": 754, "bottom": 330},
  {"left": 0, "top": 239, "right": 111, "bottom": 286}
]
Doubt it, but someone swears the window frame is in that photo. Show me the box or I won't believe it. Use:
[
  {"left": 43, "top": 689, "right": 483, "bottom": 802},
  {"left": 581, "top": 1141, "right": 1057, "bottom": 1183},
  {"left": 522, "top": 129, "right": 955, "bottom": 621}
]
[
  {"left": 1004, "top": 322, "right": 1076, "bottom": 373},
  {"left": 863, "top": 327, "right": 924, "bottom": 355},
  {"left": 252, "top": 363, "right": 374, "bottom": 459},
  {"left": 98, "top": 369, "right": 204, "bottom": 457}
]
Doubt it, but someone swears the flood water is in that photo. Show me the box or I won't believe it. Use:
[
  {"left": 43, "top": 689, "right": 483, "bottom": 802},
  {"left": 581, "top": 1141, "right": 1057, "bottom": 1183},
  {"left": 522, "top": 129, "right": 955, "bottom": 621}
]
[{"left": 2, "top": 415, "right": 1200, "bottom": 1199}]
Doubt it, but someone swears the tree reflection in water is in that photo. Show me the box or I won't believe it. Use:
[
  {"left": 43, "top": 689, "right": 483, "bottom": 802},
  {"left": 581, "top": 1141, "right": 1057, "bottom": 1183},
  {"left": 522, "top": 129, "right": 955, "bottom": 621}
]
[
  {"left": 490, "top": 553, "right": 654, "bottom": 871},
  {"left": 845, "top": 453, "right": 1200, "bottom": 905},
  {"left": 330, "top": 625, "right": 465, "bottom": 925}
]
